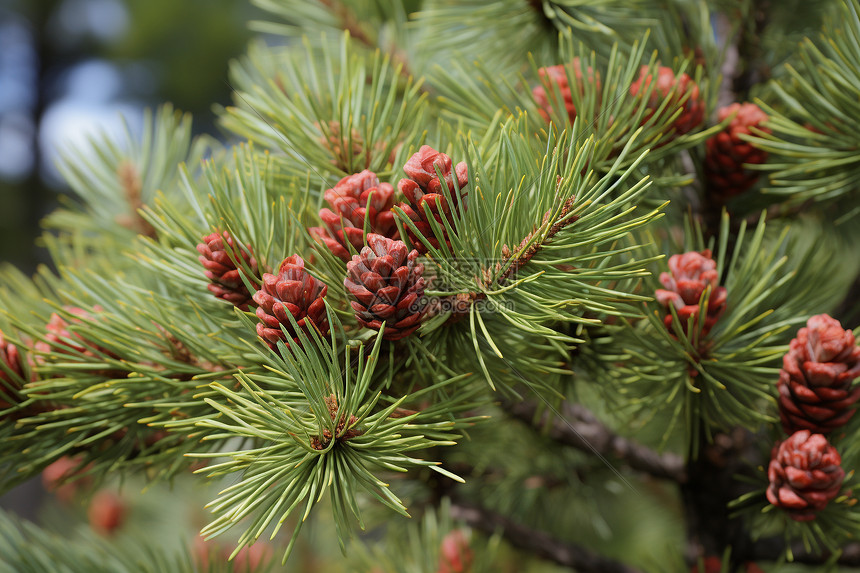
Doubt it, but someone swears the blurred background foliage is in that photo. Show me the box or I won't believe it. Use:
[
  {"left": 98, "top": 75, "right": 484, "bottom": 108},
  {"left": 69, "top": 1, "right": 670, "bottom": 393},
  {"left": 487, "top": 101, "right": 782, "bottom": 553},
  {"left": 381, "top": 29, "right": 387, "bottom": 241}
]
[
  {"left": 0, "top": 0, "right": 259, "bottom": 560},
  {"left": 0, "top": 0, "right": 254, "bottom": 273}
]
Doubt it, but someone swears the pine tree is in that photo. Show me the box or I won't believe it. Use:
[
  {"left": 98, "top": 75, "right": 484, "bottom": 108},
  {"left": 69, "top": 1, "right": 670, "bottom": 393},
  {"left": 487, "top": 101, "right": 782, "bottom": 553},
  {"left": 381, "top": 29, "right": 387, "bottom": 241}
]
[{"left": 2, "top": 1, "right": 860, "bottom": 571}]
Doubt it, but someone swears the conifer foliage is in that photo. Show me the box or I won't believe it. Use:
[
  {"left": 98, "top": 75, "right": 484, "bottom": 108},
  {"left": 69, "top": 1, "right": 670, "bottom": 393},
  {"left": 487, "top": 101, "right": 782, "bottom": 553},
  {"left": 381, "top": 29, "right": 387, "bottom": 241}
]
[{"left": 2, "top": 0, "right": 860, "bottom": 571}]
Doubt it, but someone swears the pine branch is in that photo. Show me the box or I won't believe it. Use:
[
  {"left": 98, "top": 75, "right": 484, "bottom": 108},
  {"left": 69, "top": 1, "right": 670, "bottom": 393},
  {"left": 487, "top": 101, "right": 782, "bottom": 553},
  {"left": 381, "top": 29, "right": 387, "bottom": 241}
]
[
  {"left": 525, "top": 0, "right": 555, "bottom": 30},
  {"left": 115, "top": 160, "right": 157, "bottom": 239},
  {"left": 449, "top": 500, "right": 643, "bottom": 573},
  {"left": 742, "top": 538, "right": 860, "bottom": 566},
  {"left": 497, "top": 195, "right": 578, "bottom": 284},
  {"left": 500, "top": 398, "right": 687, "bottom": 483}
]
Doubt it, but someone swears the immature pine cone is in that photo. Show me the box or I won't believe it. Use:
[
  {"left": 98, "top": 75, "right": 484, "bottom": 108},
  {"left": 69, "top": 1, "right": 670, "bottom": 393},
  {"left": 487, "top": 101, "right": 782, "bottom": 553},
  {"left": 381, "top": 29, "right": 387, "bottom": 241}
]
[
  {"left": 437, "top": 530, "right": 473, "bottom": 573},
  {"left": 197, "top": 231, "right": 259, "bottom": 311},
  {"left": 253, "top": 255, "right": 329, "bottom": 349},
  {"left": 654, "top": 250, "right": 727, "bottom": 338},
  {"left": 309, "top": 170, "right": 397, "bottom": 261},
  {"left": 532, "top": 59, "right": 599, "bottom": 124},
  {"left": 0, "top": 330, "right": 26, "bottom": 409},
  {"left": 318, "top": 120, "right": 365, "bottom": 170},
  {"left": 88, "top": 489, "right": 126, "bottom": 535},
  {"left": 630, "top": 65, "right": 705, "bottom": 140},
  {"left": 766, "top": 430, "right": 845, "bottom": 521},
  {"left": 34, "top": 306, "right": 116, "bottom": 359},
  {"left": 397, "top": 145, "right": 469, "bottom": 254},
  {"left": 778, "top": 314, "right": 860, "bottom": 434},
  {"left": 344, "top": 234, "right": 426, "bottom": 340},
  {"left": 704, "top": 102, "right": 770, "bottom": 200}
]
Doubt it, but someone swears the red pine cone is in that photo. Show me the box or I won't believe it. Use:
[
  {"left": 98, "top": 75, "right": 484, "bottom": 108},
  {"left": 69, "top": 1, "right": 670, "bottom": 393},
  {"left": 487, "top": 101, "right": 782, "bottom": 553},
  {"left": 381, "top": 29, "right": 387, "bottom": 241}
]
[
  {"left": 397, "top": 145, "right": 469, "bottom": 254},
  {"left": 532, "top": 59, "right": 599, "bottom": 124},
  {"left": 766, "top": 430, "right": 844, "bottom": 521},
  {"left": 777, "top": 314, "right": 860, "bottom": 434},
  {"left": 344, "top": 234, "right": 426, "bottom": 341},
  {"left": 309, "top": 170, "right": 397, "bottom": 261},
  {"left": 0, "top": 331, "right": 26, "bottom": 409},
  {"left": 34, "top": 306, "right": 116, "bottom": 359},
  {"left": 253, "top": 255, "right": 329, "bottom": 349},
  {"left": 704, "top": 102, "right": 770, "bottom": 200},
  {"left": 42, "top": 455, "right": 93, "bottom": 504},
  {"left": 197, "top": 231, "right": 259, "bottom": 311},
  {"left": 88, "top": 489, "right": 126, "bottom": 535},
  {"left": 630, "top": 65, "right": 705, "bottom": 139},
  {"left": 232, "top": 542, "right": 274, "bottom": 573},
  {"left": 654, "top": 249, "right": 727, "bottom": 338},
  {"left": 437, "top": 530, "right": 473, "bottom": 573}
]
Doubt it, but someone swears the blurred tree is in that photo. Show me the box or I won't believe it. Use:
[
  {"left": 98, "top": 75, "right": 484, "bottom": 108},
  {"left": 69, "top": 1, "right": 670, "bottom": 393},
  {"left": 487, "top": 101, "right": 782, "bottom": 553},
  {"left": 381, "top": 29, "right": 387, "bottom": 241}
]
[{"left": 0, "top": 0, "right": 254, "bottom": 273}]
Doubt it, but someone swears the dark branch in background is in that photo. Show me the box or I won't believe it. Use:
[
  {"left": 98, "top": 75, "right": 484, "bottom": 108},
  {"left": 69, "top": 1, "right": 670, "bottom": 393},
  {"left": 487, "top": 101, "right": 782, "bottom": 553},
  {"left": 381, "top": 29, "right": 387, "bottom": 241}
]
[
  {"left": 740, "top": 536, "right": 860, "bottom": 566},
  {"left": 318, "top": 0, "right": 417, "bottom": 81},
  {"left": 450, "top": 500, "right": 643, "bottom": 573},
  {"left": 714, "top": 13, "right": 740, "bottom": 109},
  {"left": 833, "top": 272, "right": 860, "bottom": 327},
  {"left": 525, "top": 0, "right": 557, "bottom": 31},
  {"left": 500, "top": 398, "right": 688, "bottom": 483},
  {"left": 731, "top": 0, "right": 771, "bottom": 101}
]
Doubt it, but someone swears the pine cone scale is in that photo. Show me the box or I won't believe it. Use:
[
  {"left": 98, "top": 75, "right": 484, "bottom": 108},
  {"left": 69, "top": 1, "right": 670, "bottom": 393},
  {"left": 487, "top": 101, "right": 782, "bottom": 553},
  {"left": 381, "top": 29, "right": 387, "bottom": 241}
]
[
  {"left": 253, "top": 256, "right": 329, "bottom": 350},
  {"left": 345, "top": 235, "right": 426, "bottom": 340},
  {"left": 196, "top": 231, "right": 258, "bottom": 310},
  {"left": 395, "top": 146, "right": 468, "bottom": 254},
  {"left": 767, "top": 430, "right": 845, "bottom": 520},
  {"left": 777, "top": 314, "right": 860, "bottom": 434},
  {"left": 311, "top": 170, "right": 398, "bottom": 261},
  {"left": 655, "top": 250, "right": 726, "bottom": 339}
]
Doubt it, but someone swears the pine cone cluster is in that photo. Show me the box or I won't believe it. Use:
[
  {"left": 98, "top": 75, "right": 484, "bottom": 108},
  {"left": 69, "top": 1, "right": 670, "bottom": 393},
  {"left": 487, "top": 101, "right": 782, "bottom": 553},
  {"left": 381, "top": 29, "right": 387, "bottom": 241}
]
[
  {"left": 777, "top": 314, "right": 860, "bottom": 435},
  {"left": 197, "top": 231, "right": 259, "bottom": 311},
  {"left": 309, "top": 170, "right": 397, "bottom": 261},
  {"left": 397, "top": 145, "right": 469, "bottom": 254},
  {"left": 766, "top": 429, "right": 845, "bottom": 521},
  {"left": 654, "top": 249, "right": 727, "bottom": 338},
  {"left": 532, "top": 59, "right": 599, "bottom": 124},
  {"left": 253, "top": 255, "right": 329, "bottom": 349},
  {"left": 704, "top": 102, "right": 770, "bottom": 201},
  {"left": 630, "top": 65, "right": 705, "bottom": 140},
  {"left": 344, "top": 234, "right": 426, "bottom": 340}
]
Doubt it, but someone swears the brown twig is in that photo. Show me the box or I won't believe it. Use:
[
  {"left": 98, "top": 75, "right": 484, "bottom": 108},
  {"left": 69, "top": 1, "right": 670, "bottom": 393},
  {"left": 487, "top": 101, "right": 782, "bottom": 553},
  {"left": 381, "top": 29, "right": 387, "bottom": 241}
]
[
  {"left": 449, "top": 500, "right": 643, "bottom": 573},
  {"left": 730, "top": 0, "right": 771, "bottom": 101},
  {"left": 498, "top": 195, "right": 578, "bottom": 284},
  {"left": 501, "top": 397, "right": 688, "bottom": 483},
  {"left": 318, "top": 0, "right": 417, "bottom": 81},
  {"left": 439, "top": 196, "right": 578, "bottom": 325},
  {"left": 116, "top": 160, "right": 157, "bottom": 238}
]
